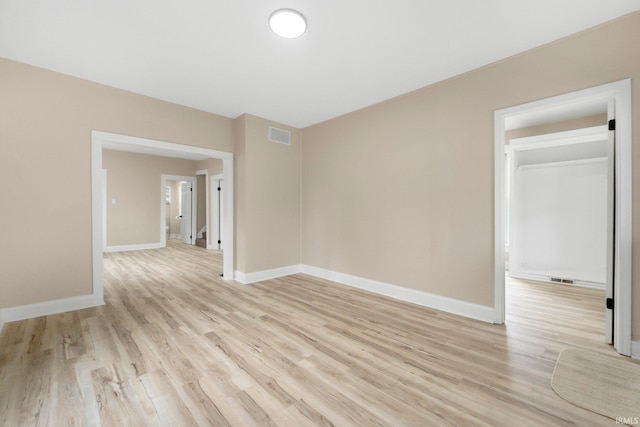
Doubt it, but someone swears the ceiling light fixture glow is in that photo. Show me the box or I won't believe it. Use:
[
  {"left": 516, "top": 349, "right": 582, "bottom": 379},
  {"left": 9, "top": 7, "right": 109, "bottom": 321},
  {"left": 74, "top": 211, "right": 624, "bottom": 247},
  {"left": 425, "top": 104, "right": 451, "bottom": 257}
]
[{"left": 269, "top": 9, "right": 307, "bottom": 38}]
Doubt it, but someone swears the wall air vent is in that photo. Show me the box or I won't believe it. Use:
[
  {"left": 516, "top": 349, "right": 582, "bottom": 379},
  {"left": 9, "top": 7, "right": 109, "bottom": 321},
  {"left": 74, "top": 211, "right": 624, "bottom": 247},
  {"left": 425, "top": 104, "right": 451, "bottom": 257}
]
[
  {"left": 550, "top": 277, "right": 575, "bottom": 284},
  {"left": 268, "top": 126, "right": 291, "bottom": 145}
]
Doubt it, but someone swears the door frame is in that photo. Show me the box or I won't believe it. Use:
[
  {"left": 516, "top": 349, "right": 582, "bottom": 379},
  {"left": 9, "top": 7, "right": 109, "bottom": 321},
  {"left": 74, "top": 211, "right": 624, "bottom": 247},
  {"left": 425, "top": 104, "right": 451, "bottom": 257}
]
[
  {"left": 493, "top": 79, "right": 632, "bottom": 356},
  {"left": 161, "top": 175, "right": 197, "bottom": 246},
  {"left": 91, "top": 131, "right": 235, "bottom": 307}
]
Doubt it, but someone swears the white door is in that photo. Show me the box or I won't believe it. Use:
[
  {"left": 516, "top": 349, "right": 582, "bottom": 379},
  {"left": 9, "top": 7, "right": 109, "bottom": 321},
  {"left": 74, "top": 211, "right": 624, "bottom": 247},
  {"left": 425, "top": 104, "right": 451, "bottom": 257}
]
[
  {"left": 219, "top": 179, "right": 224, "bottom": 250},
  {"left": 605, "top": 100, "right": 615, "bottom": 344},
  {"left": 210, "top": 177, "right": 223, "bottom": 249},
  {"left": 181, "top": 182, "right": 193, "bottom": 244}
]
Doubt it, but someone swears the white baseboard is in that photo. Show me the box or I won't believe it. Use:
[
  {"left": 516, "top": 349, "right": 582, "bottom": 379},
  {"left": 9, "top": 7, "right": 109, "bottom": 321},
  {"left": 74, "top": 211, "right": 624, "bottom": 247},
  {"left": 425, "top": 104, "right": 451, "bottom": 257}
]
[
  {"left": 302, "top": 265, "right": 495, "bottom": 323},
  {"left": 169, "top": 234, "right": 181, "bottom": 239},
  {"left": 235, "top": 265, "right": 303, "bottom": 285},
  {"left": 0, "top": 294, "right": 104, "bottom": 324},
  {"left": 104, "top": 243, "right": 164, "bottom": 253},
  {"left": 0, "top": 313, "right": 4, "bottom": 335},
  {"left": 508, "top": 271, "right": 605, "bottom": 290},
  {"left": 235, "top": 263, "right": 494, "bottom": 323},
  {"left": 632, "top": 341, "right": 640, "bottom": 360}
]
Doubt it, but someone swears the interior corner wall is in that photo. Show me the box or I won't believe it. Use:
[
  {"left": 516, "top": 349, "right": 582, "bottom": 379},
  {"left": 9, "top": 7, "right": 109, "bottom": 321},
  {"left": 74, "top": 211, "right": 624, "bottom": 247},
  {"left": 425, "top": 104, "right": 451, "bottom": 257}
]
[
  {"left": 0, "top": 57, "right": 234, "bottom": 309},
  {"left": 234, "top": 115, "right": 248, "bottom": 273},
  {"left": 195, "top": 158, "right": 223, "bottom": 176},
  {"left": 102, "top": 149, "right": 199, "bottom": 246},
  {"left": 234, "top": 114, "right": 301, "bottom": 274},
  {"left": 300, "top": 11, "right": 640, "bottom": 339}
]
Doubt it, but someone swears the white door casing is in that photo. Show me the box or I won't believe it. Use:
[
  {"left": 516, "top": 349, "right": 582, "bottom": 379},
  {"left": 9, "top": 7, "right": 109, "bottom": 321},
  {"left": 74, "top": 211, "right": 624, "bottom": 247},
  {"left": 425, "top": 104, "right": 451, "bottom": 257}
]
[
  {"left": 92, "top": 131, "right": 236, "bottom": 309},
  {"left": 102, "top": 169, "right": 107, "bottom": 249},
  {"left": 605, "top": 99, "right": 615, "bottom": 344},
  {"left": 494, "top": 79, "right": 632, "bottom": 356}
]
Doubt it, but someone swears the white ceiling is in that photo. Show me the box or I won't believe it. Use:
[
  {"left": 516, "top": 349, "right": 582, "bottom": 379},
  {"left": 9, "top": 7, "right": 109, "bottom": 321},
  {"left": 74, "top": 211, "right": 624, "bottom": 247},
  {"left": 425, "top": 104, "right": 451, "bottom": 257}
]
[{"left": 1, "top": 1, "right": 638, "bottom": 128}]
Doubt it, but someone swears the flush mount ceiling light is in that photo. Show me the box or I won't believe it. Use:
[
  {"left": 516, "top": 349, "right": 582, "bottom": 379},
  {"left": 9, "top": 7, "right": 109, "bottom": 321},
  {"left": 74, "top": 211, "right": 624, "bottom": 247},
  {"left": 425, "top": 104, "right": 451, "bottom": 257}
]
[{"left": 269, "top": 9, "right": 307, "bottom": 38}]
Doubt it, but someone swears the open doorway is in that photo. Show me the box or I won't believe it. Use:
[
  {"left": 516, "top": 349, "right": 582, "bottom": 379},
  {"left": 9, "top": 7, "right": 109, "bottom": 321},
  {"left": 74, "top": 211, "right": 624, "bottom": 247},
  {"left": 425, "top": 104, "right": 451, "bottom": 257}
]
[
  {"left": 506, "top": 124, "right": 609, "bottom": 288},
  {"left": 504, "top": 122, "right": 610, "bottom": 347},
  {"left": 162, "top": 176, "right": 198, "bottom": 246},
  {"left": 494, "top": 79, "right": 632, "bottom": 356},
  {"left": 91, "top": 131, "right": 235, "bottom": 307}
]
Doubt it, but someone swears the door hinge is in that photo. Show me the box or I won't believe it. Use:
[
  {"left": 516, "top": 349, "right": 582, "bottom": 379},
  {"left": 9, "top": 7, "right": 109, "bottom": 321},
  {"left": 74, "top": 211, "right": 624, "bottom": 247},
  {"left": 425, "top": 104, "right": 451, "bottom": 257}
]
[
  {"left": 608, "top": 119, "right": 616, "bottom": 131},
  {"left": 218, "top": 240, "right": 221, "bottom": 244},
  {"left": 218, "top": 187, "right": 221, "bottom": 191},
  {"left": 190, "top": 235, "right": 192, "bottom": 239},
  {"left": 606, "top": 298, "right": 614, "bottom": 310}
]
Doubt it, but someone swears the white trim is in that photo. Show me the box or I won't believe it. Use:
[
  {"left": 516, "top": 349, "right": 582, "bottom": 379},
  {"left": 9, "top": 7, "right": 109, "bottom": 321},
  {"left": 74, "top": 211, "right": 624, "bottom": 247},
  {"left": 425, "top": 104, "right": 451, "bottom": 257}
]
[
  {"left": 517, "top": 156, "right": 606, "bottom": 171},
  {"left": 169, "top": 234, "right": 181, "bottom": 239},
  {"left": 235, "top": 265, "right": 303, "bottom": 285},
  {"left": 494, "top": 79, "right": 632, "bottom": 356},
  {"left": 104, "top": 243, "right": 163, "bottom": 253},
  {"left": 94, "top": 130, "right": 233, "bottom": 161},
  {"left": 0, "top": 294, "right": 101, "bottom": 324},
  {"left": 102, "top": 169, "right": 108, "bottom": 249},
  {"left": 302, "top": 265, "right": 494, "bottom": 323},
  {"left": 91, "top": 138, "right": 106, "bottom": 306},
  {"left": 222, "top": 158, "right": 234, "bottom": 280},
  {"left": 632, "top": 341, "right": 640, "bottom": 360},
  {"left": 510, "top": 125, "right": 608, "bottom": 149},
  {"left": 0, "top": 312, "right": 4, "bottom": 335},
  {"left": 613, "top": 81, "right": 633, "bottom": 358}
]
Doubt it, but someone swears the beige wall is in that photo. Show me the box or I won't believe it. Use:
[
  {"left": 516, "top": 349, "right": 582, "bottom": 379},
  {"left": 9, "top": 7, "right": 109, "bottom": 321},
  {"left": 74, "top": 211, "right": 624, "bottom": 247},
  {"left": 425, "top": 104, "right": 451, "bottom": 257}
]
[
  {"left": 0, "top": 57, "right": 234, "bottom": 308},
  {"left": 102, "top": 150, "right": 198, "bottom": 246},
  {"left": 195, "top": 158, "right": 224, "bottom": 176},
  {"left": 301, "top": 12, "right": 640, "bottom": 339},
  {"left": 234, "top": 116, "right": 248, "bottom": 272},
  {"left": 235, "top": 114, "right": 301, "bottom": 273}
]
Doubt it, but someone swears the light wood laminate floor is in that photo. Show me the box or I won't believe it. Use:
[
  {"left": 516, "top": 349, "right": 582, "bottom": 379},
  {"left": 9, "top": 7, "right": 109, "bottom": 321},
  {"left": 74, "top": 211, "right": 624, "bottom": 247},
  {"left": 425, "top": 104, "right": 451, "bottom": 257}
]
[{"left": 0, "top": 240, "right": 623, "bottom": 426}]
